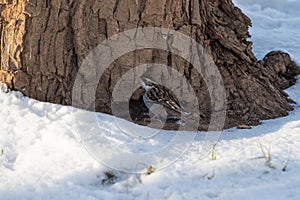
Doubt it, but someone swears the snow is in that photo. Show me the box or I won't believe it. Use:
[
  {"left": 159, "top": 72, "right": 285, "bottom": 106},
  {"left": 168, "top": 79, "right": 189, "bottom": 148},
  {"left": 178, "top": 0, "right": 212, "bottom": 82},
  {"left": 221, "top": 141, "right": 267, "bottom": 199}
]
[
  {"left": 1, "top": 1, "right": 300, "bottom": 199},
  {"left": 233, "top": 0, "right": 300, "bottom": 61}
]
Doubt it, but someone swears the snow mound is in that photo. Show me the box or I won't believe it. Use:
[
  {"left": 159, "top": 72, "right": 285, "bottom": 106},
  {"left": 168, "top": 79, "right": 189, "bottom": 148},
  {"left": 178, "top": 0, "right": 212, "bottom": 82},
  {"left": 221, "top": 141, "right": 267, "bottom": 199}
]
[{"left": 1, "top": 1, "right": 300, "bottom": 199}]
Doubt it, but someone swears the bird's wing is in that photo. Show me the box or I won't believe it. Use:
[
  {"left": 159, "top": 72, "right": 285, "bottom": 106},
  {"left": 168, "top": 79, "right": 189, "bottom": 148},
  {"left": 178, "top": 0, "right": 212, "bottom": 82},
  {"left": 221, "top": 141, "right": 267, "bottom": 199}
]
[{"left": 147, "top": 86, "right": 189, "bottom": 115}]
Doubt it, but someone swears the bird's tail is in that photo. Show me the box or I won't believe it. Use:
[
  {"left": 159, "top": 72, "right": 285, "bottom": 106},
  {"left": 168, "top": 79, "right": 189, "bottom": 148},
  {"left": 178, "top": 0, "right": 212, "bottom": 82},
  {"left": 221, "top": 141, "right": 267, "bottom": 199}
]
[{"left": 180, "top": 113, "right": 199, "bottom": 131}]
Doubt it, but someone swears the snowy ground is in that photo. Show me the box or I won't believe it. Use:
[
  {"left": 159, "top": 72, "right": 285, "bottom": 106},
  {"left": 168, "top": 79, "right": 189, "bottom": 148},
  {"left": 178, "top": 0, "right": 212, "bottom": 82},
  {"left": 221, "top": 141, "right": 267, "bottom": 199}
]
[{"left": 1, "top": 1, "right": 300, "bottom": 200}]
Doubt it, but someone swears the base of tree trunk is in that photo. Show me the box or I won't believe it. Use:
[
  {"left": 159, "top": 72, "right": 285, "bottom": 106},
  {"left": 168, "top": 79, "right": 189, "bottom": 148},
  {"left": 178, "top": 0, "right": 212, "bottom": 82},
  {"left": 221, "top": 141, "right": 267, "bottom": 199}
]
[{"left": 0, "top": 0, "right": 299, "bottom": 130}]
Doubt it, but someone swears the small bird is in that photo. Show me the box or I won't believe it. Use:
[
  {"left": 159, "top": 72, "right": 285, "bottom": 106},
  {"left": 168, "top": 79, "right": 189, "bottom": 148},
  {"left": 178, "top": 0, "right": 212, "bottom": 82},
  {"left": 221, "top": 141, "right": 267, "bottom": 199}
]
[{"left": 140, "top": 76, "right": 195, "bottom": 127}]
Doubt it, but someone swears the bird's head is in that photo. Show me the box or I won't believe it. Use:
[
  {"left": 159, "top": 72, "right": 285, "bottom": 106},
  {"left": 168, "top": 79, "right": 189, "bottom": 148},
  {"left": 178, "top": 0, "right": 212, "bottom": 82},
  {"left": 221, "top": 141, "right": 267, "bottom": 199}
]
[{"left": 140, "top": 76, "right": 157, "bottom": 90}]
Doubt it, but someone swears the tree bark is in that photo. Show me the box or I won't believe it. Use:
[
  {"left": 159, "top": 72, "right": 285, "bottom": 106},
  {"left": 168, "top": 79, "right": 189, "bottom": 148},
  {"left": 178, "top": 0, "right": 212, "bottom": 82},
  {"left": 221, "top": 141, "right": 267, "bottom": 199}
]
[{"left": 0, "top": 0, "right": 299, "bottom": 130}]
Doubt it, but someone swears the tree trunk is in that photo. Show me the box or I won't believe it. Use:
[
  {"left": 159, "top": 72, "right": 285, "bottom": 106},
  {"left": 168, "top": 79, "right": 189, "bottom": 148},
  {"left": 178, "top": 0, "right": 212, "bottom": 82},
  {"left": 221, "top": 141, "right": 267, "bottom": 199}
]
[{"left": 0, "top": 0, "right": 299, "bottom": 130}]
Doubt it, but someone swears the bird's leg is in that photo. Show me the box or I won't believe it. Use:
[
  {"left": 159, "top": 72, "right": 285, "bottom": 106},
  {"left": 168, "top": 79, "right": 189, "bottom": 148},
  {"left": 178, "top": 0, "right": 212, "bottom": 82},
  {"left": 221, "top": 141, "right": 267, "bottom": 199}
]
[
  {"left": 141, "top": 112, "right": 165, "bottom": 129},
  {"left": 142, "top": 112, "right": 163, "bottom": 124},
  {"left": 150, "top": 114, "right": 164, "bottom": 125},
  {"left": 142, "top": 112, "right": 152, "bottom": 123},
  {"left": 175, "top": 119, "right": 186, "bottom": 126}
]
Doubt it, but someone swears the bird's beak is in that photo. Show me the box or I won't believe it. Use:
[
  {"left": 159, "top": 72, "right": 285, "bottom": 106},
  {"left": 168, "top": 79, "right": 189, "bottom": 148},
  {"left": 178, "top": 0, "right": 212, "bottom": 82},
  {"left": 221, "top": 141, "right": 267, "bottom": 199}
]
[
  {"left": 140, "top": 76, "right": 146, "bottom": 83},
  {"left": 140, "top": 77, "right": 149, "bottom": 85}
]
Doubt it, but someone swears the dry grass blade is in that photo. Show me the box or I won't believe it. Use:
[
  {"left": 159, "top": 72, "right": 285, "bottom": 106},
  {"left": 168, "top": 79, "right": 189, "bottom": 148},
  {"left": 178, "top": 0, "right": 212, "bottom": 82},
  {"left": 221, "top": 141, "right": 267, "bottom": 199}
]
[
  {"left": 259, "top": 141, "right": 267, "bottom": 162},
  {"left": 212, "top": 144, "right": 217, "bottom": 161},
  {"left": 258, "top": 140, "right": 275, "bottom": 169},
  {"left": 207, "top": 167, "right": 215, "bottom": 180},
  {"left": 282, "top": 149, "right": 292, "bottom": 172}
]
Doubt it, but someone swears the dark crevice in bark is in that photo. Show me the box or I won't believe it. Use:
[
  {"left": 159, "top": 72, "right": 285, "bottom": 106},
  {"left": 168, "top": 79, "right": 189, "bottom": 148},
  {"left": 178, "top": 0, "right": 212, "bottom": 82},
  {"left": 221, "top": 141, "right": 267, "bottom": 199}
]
[
  {"left": 137, "top": 0, "right": 147, "bottom": 25},
  {"left": 112, "top": 0, "right": 120, "bottom": 19}
]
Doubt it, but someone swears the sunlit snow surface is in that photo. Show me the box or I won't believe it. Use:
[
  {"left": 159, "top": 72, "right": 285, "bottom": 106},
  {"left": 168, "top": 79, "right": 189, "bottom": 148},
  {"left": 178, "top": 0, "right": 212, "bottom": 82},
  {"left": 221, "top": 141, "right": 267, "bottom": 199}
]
[
  {"left": 234, "top": 0, "right": 300, "bottom": 60},
  {"left": 1, "top": 1, "right": 300, "bottom": 199}
]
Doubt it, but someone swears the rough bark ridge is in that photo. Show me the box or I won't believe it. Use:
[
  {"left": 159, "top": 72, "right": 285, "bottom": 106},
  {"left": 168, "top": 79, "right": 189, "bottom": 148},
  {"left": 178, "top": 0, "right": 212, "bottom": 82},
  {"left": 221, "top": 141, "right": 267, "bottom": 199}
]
[{"left": 0, "top": 0, "right": 299, "bottom": 129}]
